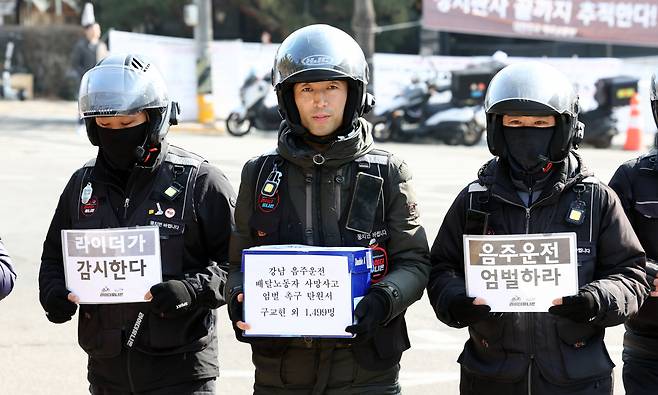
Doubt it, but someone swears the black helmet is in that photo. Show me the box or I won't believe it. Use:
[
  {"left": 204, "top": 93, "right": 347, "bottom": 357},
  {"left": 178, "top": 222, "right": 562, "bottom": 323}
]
[
  {"left": 272, "top": 24, "right": 374, "bottom": 137},
  {"left": 78, "top": 53, "right": 179, "bottom": 147},
  {"left": 484, "top": 62, "right": 582, "bottom": 162}
]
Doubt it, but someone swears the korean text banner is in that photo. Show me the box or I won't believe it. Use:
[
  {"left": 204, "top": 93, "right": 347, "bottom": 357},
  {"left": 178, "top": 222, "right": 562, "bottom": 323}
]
[
  {"left": 61, "top": 226, "right": 163, "bottom": 304},
  {"left": 463, "top": 232, "right": 579, "bottom": 312},
  {"left": 423, "top": 0, "right": 658, "bottom": 47}
]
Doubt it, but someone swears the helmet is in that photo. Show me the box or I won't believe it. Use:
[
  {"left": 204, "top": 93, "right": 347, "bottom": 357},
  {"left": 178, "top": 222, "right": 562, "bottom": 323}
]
[
  {"left": 484, "top": 62, "right": 582, "bottom": 162},
  {"left": 272, "top": 24, "right": 374, "bottom": 137},
  {"left": 651, "top": 71, "right": 658, "bottom": 127},
  {"left": 78, "top": 53, "right": 179, "bottom": 147}
]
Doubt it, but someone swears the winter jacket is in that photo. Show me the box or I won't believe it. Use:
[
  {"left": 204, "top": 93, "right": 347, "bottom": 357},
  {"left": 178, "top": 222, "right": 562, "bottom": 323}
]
[
  {"left": 39, "top": 142, "right": 236, "bottom": 392},
  {"left": 428, "top": 153, "right": 648, "bottom": 386}
]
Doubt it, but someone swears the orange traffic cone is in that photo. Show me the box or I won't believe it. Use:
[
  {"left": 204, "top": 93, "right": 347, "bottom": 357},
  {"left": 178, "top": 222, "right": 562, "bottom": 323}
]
[{"left": 624, "top": 93, "right": 642, "bottom": 151}]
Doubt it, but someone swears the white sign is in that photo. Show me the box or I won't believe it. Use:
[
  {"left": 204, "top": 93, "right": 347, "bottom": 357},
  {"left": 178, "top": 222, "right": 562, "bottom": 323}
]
[
  {"left": 464, "top": 232, "right": 579, "bottom": 312},
  {"left": 243, "top": 253, "right": 354, "bottom": 338},
  {"left": 62, "top": 227, "right": 163, "bottom": 304}
]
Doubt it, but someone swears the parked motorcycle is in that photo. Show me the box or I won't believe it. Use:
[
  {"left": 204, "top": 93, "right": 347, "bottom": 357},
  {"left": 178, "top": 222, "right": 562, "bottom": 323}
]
[
  {"left": 372, "top": 67, "right": 496, "bottom": 146},
  {"left": 225, "top": 71, "right": 281, "bottom": 136},
  {"left": 579, "top": 76, "right": 638, "bottom": 149},
  {"left": 0, "top": 41, "right": 25, "bottom": 101}
]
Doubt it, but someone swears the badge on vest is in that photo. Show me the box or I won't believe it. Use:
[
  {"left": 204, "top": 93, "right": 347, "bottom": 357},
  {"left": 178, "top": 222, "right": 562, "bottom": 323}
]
[
  {"left": 162, "top": 182, "right": 183, "bottom": 201},
  {"left": 148, "top": 202, "right": 165, "bottom": 216},
  {"left": 369, "top": 243, "right": 388, "bottom": 283},
  {"left": 258, "top": 163, "right": 283, "bottom": 212},
  {"left": 81, "top": 182, "right": 93, "bottom": 204},
  {"left": 81, "top": 196, "right": 98, "bottom": 216}
]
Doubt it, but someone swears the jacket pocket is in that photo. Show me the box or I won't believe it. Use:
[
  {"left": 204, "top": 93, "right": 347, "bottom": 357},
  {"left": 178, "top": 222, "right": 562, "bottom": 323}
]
[
  {"left": 136, "top": 308, "right": 214, "bottom": 355},
  {"left": 556, "top": 319, "right": 613, "bottom": 381},
  {"left": 352, "top": 314, "right": 409, "bottom": 370},
  {"left": 633, "top": 201, "right": 658, "bottom": 219},
  {"left": 249, "top": 215, "right": 281, "bottom": 246},
  {"left": 78, "top": 305, "right": 122, "bottom": 359},
  {"left": 156, "top": 220, "right": 186, "bottom": 277},
  {"left": 458, "top": 317, "right": 526, "bottom": 381}
]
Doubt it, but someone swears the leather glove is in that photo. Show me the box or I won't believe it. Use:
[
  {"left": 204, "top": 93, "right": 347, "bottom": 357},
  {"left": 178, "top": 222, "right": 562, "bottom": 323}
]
[
  {"left": 448, "top": 294, "right": 491, "bottom": 326},
  {"left": 548, "top": 291, "right": 598, "bottom": 323},
  {"left": 44, "top": 286, "right": 77, "bottom": 324},
  {"left": 150, "top": 280, "right": 195, "bottom": 318},
  {"left": 228, "top": 287, "right": 244, "bottom": 324},
  {"left": 345, "top": 290, "right": 390, "bottom": 340}
]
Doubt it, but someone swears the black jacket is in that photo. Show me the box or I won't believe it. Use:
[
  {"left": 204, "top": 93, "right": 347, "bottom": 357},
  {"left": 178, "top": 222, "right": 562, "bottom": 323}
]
[
  {"left": 428, "top": 153, "right": 648, "bottom": 386},
  {"left": 0, "top": 238, "right": 15, "bottom": 301},
  {"left": 609, "top": 151, "right": 658, "bottom": 339},
  {"left": 39, "top": 142, "right": 236, "bottom": 392}
]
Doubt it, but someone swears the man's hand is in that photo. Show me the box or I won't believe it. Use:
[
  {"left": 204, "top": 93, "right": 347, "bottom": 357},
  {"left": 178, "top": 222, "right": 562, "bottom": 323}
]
[
  {"left": 549, "top": 291, "right": 598, "bottom": 323},
  {"left": 345, "top": 290, "right": 390, "bottom": 340},
  {"left": 230, "top": 293, "right": 251, "bottom": 331},
  {"left": 448, "top": 295, "right": 491, "bottom": 326},
  {"left": 146, "top": 280, "right": 195, "bottom": 318},
  {"left": 44, "top": 287, "right": 79, "bottom": 324}
]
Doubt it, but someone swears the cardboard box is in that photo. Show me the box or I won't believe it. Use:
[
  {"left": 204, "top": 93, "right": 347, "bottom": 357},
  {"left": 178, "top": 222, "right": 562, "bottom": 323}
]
[{"left": 242, "top": 245, "right": 372, "bottom": 338}]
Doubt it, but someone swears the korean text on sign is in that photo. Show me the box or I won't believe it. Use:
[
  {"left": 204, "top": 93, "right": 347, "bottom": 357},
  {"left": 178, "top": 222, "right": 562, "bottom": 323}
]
[
  {"left": 62, "top": 227, "right": 162, "bottom": 304},
  {"left": 243, "top": 252, "right": 357, "bottom": 338},
  {"left": 464, "top": 233, "right": 579, "bottom": 312}
]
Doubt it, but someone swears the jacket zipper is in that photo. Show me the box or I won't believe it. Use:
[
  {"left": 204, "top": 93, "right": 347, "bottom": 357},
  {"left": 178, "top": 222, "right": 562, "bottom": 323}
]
[
  {"left": 491, "top": 191, "right": 554, "bottom": 394},
  {"left": 314, "top": 165, "right": 324, "bottom": 245},
  {"left": 305, "top": 173, "right": 314, "bottom": 245}
]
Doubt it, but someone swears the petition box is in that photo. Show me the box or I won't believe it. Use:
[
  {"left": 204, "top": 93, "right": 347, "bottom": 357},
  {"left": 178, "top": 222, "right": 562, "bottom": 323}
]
[{"left": 242, "top": 245, "right": 372, "bottom": 338}]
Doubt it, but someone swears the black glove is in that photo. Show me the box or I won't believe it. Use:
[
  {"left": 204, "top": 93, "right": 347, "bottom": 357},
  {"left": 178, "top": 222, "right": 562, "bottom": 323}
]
[
  {"left": 548, "top": 292, "right": 598, "bottom": 323},
  {"left": 150, "top": 280, "right": 195, "bottom": 318},
  {"left": 228, "top": 287, "right": 244, "bottom": 324},
  {"left": 448, "top": 294, "right": 491, "bottom": 326},
  {"left": 44, "top": 287, "right": 77, "bottom": 324},
  {"left": 345, "top": 290, "right": 390, "bottom": 339}
]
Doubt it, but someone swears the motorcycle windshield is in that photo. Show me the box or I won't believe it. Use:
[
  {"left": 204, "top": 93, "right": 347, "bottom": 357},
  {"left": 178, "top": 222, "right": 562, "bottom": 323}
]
[
  {"left": 79, "top": 65, "right": 168, "bottom": 118},
  {"left": 484, "top": 62, "right": 577, "bottom": 116}
]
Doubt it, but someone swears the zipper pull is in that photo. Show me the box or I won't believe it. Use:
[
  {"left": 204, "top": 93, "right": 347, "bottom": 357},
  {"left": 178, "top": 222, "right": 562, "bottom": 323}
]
[{"left": 123, "top": 198, "right": 130, "bottom": 220}]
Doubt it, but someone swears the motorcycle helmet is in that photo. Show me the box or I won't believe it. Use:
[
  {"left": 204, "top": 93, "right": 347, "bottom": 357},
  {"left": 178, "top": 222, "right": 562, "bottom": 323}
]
[
  {"left": 78, "top": 53, "right": 179, "bottom": 147},
  {"left": 651, "top": 71, "right": 658, "bottom": 127},
  {"left": 484, "top": 61, "right": 582, "bottom": 162},
  {"left": 272, "top": 24, "right": 374, "bottom": 138}
]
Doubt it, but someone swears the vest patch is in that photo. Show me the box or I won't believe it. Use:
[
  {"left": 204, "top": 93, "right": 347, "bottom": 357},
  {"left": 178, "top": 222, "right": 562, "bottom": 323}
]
[
  {"left": 81, "top": 196, "right": 98, "bottom": 216},
  {"left": 258, "top": 193, "right": 280, "bottom": 213},
  {"left": 149, "top": 219, "right": 184, "bottom": 232},
  {"left": 370, "top": 244, "right": 388, "bottom": 283}
]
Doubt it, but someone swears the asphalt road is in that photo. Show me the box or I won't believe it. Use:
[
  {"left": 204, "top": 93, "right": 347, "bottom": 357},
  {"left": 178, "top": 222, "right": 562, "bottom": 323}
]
[{"left": 0, "top": 117, "right": 650, "bottom": 394}]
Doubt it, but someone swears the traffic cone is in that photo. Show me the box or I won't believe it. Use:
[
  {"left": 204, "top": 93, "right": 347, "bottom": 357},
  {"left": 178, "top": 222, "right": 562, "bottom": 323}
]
[{"left": 624, "top": 93, "right": 642, "bottom": 151}]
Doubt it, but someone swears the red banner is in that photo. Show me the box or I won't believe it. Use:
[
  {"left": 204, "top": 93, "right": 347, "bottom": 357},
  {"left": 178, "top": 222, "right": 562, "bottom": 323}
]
[{"left": 422, "top": 0, "right": 658, "bottom": 47}]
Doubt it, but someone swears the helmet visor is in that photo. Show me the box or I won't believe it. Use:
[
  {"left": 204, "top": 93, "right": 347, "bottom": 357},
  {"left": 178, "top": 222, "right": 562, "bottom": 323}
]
[
  {"left": 272, "top": 24, "right": 368, "bottom": 88},
  {"left": 485, "top": 62, "right": 577, "bottom": 116},
  {"left": 79, "top": 65, "right": 168, "bottom": 118}
]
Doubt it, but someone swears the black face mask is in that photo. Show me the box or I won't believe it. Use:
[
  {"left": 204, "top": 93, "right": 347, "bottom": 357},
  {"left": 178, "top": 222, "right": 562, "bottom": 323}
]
[
  {"left": 97, "top": 123, "right": 148, "bottom": 171},
  {"left": 503, "top": 126, "right": 554, "bottom": 174}
]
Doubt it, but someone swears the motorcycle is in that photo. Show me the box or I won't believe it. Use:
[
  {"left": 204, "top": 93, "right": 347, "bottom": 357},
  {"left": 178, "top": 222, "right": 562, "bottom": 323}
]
[
  {"left": 0, "top": 41, "right": 25, "bottom": 101},
  {"left": 372, "top": 67, "right": 495, "bottom": 146},
  {"left": 579, "top": 76, "right": 638, "bottom": 149},
  {"left": 225, "top": 71, "right": 281, "bottom": 136}
]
